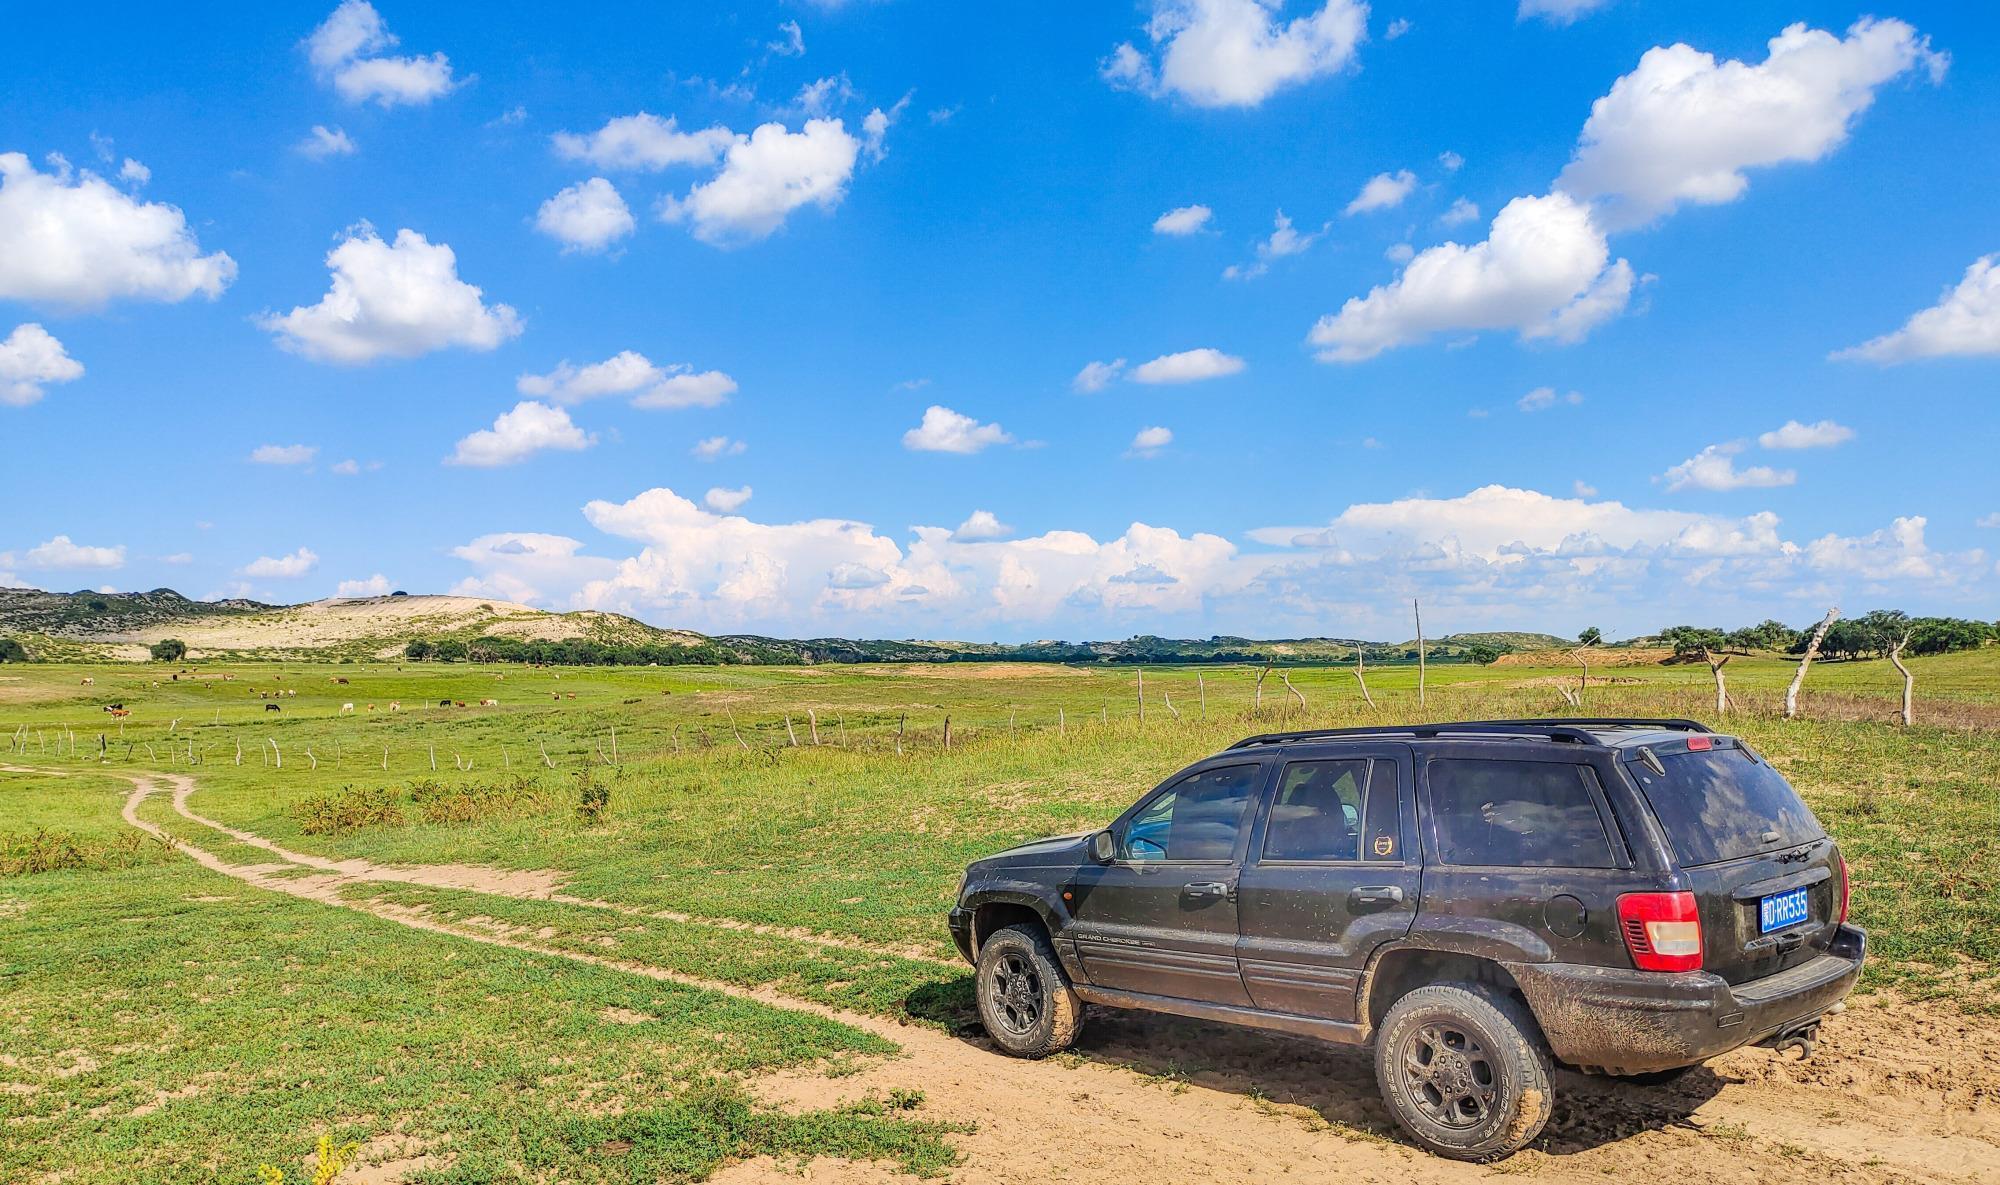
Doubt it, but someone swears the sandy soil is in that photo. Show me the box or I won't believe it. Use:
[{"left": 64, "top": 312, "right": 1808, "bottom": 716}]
[
  {"left": 82, "top": 766, "right": 2000, "bottom": 1185},
  {"left": 1494, "top": 648, "right": 1676, "bottom": 668}
]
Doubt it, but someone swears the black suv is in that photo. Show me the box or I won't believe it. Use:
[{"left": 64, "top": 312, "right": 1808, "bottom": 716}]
[{"left": 948, "top": 719, "right": 1864, "bottom": 1161}]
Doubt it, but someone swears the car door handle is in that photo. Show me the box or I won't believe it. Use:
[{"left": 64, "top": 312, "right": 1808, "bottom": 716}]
[
  {"left": 1348, "top": 885, "right": 1405, "bottom": 908},
  {"left": 1183, "top": 880, "right": 1234, "bottom": 901}
]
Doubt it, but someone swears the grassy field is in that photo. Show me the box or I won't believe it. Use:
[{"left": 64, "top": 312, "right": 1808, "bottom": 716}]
[{"left": 3, "top": 649, "right": 1998, "bottom": 1181}]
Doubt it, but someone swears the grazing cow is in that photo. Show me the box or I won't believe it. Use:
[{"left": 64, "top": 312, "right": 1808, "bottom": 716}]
[
  {"left": 107, "top": 708, "right": 130, "bottom": 718},
  {"left": 366, "top": 703, "right": 375, "bottom": 711},
  {"left": 438, "top": 699, "right": 452, "bottom": 708},
  {"left": 80, "top": 677, "right": 94, "bottom": 686},
  {"left": 265, "top": 704, "right": 280, "bottom": 712},
  {"left": 389, "top": 701, "right": 401, "bottom": 712},
  {"left": 454, "top": 700, "right": 467, "bottom": 708},
  {"left": 103, "top": 702, "right": 124, "bottom": 712},
  {"left": 333, "top": 677, "right": 349, "bottom": 685},
  {"left": 340, "top": 703, "right": 355, "bottom": 715},
  {"left": 286, "top": 689, "right": 297, "bottom": 697},
  {"left": 479, "top": 698, "right": 498, "bottom": 707}
]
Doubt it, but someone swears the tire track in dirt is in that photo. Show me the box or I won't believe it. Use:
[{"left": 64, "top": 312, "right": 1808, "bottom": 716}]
[{"left": 87, "top": 766, "right": 2000, "bottom": 1184}]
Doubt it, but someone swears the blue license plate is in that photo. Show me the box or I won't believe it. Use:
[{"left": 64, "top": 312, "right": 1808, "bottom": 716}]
[{"left": 1759, "top": 887, "right": 1810, "bottom": 933}]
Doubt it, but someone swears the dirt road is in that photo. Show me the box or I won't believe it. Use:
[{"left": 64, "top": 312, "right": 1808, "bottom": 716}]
[{"left": 96, "top": 767, "right": 2000, "bottom": 1184}]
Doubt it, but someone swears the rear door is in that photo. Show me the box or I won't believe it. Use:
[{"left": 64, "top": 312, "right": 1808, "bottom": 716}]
[
  {"left": 1234, "top": 746, "right": 1418, "bottom": 1020},
  {"left": 1623, "top": 738, "right": 1841, "bottom": 984},
  {"left": 1066, "top": 760, "right": 1266, "bottom": 1006}
]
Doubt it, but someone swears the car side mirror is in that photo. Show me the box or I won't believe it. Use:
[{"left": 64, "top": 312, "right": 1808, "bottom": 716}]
[{"left": 1089, "top": 829, "right": 1117, "bottom": 864}]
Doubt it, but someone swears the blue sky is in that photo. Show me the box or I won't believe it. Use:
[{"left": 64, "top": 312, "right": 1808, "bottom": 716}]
[{"left": 1, "top": 0, "right": 1995, "bottom": 642}]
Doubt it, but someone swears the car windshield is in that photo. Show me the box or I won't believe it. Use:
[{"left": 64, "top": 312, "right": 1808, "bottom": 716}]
[{"left": 1630, "top": 745, "right": 1824, "bottom": 866}]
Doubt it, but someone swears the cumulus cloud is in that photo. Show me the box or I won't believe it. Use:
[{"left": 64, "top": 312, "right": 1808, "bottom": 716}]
[
  {"left": 1661, "top": 443, "right": 1796, "bottom": 492},
  {"left": 242, "top": 548, "right": 319, "bottom": 579},
  {"left": 902, "top": 405, "right": 1013, "bottom": 454},
  {"left": 1129, "top": 425, "right": 1173, "bottom": 457},
  {"left": 1073, "top": 359, "right": 1127, "bottom": 393},
  {"left": 659, "top": 119, "right": 861, "bottom": 245},
  {"left": 1225, "top": 210, "right": 1325, "bottom": 279},
  {"left": 448, "top": 401, "right": 595, "bottom": 467},
  {"left": 1518, "top": 0, "right": 1613, "bottom": 25},
  {"left": 518, "top": 350, "right": 736, "bottom": 409},
  {"left": 298, "top": 125, "right": 358, "bottom": 159},
  {"left": 1102, "top": 0, "right": 1369, "bottom": 109},
  {"left": 1131, "top": 347, "right": 1246, "bottom": 384},
  {"left": 304, "top": 1, "right": 456, "bottom": 108},
  {"left": 1804, "top": 515, "right": 1948, "bottom": 581},
  {"left": 1758, "top": 419, "right": 1855, "bottom": 449},
  {"left": 335, "top": 573, "right": 392, "bottom": 597},
  {"left": 0, "top": 324, "right": 84, "bottom": 406},
  {"left": 250, "top": 443, "right": 318, "bottom": 466},
  {"left": 0, "top": 152, "right": 235, "bottom": 309},
  {"left": 552, "top": 112, "right": 736, "bottom": 171},
  {"left": 692, "top": 436, "right": 746, "bottom": 460},
  {"left": 1153, "top": 204, "right": 1213, "bottom": 235},
  {"left": 704, "top": 486, "right": 753, "bottom": 513},
  {"left": 768, "top": 20, "right": 805, "bottom": 57},
  {"left": 15, "top": 535, "right": 126, "bottom": 570},
  {"left": 534, "top": 177, "right": 634, "bottom": 253},
  {"left": 1517, "top": 386, "right": 1582, "bottom": 412},
  {"left": 861, "top": 95, "right": 909, "bottom": 162},
  {"left": 1345, "top": 169, "right": 1416, "bottom": 214},
  {"left": 258, "top": 226, "right": 522, "bottom": 364},
  {"left": 1834, "top": 254, "right": 2000, "bottom": 364},
  {"left": 1308, "top": 192, "right": 1633, "bottom": 361},
  {"left": 1438, "top": 196, "right": 1479, "bottom": 226},
  {"left": 1558, "top": 18, "right": 1947, "bottom": 229},
  {"left": 953, "top": 510, "right": 1013, "bottom": 541},
  {"left": 117, "top": 159, "right": 150, "bottom": 186}
]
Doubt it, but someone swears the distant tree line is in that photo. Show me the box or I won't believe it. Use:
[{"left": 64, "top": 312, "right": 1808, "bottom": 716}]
[
  {"left": 1657, "top": 611, "right": 1995, "bottom": 663},
  {"left": 404, "top": 636, "right": 751, "bottom": 666}
]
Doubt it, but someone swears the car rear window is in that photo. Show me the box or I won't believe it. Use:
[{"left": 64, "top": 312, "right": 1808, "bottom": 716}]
[{"left": 1630, "top": 745, "right": 1824, "bottom": 866}]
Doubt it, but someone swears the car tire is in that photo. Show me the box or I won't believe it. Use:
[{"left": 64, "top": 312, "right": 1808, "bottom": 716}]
[
  {"left": 1374, "top": 982, "right": 1554, "bottom": 1162},
  {"left": 974, "top": 923, "right": 1083, "bottom": 1058}
]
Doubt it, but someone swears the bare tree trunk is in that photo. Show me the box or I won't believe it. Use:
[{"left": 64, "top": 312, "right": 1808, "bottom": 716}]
[
  {"left": 808, "top": 709, "right": 821, "bottom": 746},
  {"left": 1196, "top": 672, "right": 1206, "bottom": 719},
  {"left": 1785, "top": 607, "right": 1839, "bottom": 719},
  {"left": 1136, "top": 669, "right": 1145, "bottom": 724},
  {"left": 785, "top": 716, "right": 799, "bottom": 746},
  {"left": 1414, "top": 599, "right": 1427, "bottom": 709},
  {"left": 1702, "top": 647, "right": 1731, "bottom": 715},
  {"left": 1281, "top": 670, "right": 1307, "bottom": 712},
  {"left": 1058, "top": 707, "right": 1065, "bottom": 737},
  {"left": 1352, "top": 649, "right": 1374, "bottom": 709},
  {"left": 1162, "top": 690, "right": 1181, "bottom": 721},
  {"left": 1574, "top": 649, "right": 1590, "bottom": 709},
  {"left": 1255, "top": 663, "right": 1272, "bottom": 712},
  {"left": 943, "top": 716, "right": 951, "bottom": 750},
  {"left": 1889, "top": 636, "right": 1914, "bottom": 726}
]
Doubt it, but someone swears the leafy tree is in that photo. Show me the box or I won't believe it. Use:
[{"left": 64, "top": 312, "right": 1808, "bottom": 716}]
[
  {"left": 431, "top": 639, "right": 468, "bottom": 663},
  {"left": 0, "top": 637, "right": 28, "bottom": 663},
  {"left": 1908, "top": 616, "right": 1994, "bottom": 655},
  {"left": 1464, "top": 643, "right": 1502, "bottom": 665},
  {"left": 1726, "top": 619, "right": 1798, "bottom": 652},
  {"left": 1577, "top": 627, "right": 1602, "bottom": 647},
  {"left": 149, "top": 638, "right": 187, "bottom": 662},
  {"left": 403, "top": 639, "right": 434, "bottom": 660},
  {"left": 1659, "top": 625, "right": 1727, "bottom": 663}
]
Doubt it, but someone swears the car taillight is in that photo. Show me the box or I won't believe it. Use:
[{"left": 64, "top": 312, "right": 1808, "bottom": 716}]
[
  {"left": 1837, "top": 856, "right": 1851, "bottom": 925},
  {"left": 1618, "top": 891, "right": 1703, "bottom": 972}
]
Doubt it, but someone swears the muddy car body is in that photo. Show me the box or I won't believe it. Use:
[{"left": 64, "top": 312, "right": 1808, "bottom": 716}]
[{"left": 949, "top": 718, "right": 1864, "bottom": 1160}]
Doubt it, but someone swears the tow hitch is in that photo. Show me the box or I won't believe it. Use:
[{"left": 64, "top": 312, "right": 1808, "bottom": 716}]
[{"left": 1769, "top": 1019, "right": 1821, "bottom": 1061}]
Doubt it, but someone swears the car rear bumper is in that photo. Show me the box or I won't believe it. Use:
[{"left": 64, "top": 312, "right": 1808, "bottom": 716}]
[{"left": 1506, "top": 923, "right": 1865, "bottom": 1074}]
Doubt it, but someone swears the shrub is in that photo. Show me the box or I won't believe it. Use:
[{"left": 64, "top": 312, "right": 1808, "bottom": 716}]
[
  {"left": 0, "top": 829, "right": 170, "bottom": 877},
  {"left": 406, "top": 775, "right": 543, "bottom": 824},
  {"left": 575, "top": 772, "right": 611, "bottom": 823},
  {"left": 149, "top": 638, "right": 188, "bottom": 662},
  {"left": 292, "top": 785, "right": 405, "bottom": 835},
  {"left": 0, "top": 637, "right": 28, "bottom": 663}
]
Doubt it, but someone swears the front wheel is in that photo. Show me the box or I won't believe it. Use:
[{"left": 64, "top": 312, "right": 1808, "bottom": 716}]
[
  {"left": 974, "top": 923, "right": 1083, "bottom": 1057},
  {"left": 1374, "top": 983, "right": 1553, "bottom": 1162}
]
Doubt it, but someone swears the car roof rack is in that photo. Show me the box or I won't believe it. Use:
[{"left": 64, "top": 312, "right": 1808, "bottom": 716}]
[{"left": 1225, "top": 717, "right": 1711, "bottom": 751}]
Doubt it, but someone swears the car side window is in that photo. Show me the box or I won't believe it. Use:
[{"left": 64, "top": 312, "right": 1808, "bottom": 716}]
[
  {"left": 1262, "top": 759, "right": 1402, "bottom": 862},
  {"left": 1428, "top": 758, "right": 1615, "bottom": 869},
  {"left": 1121, "top": 763, "right": 1259, "bottom": 862}
]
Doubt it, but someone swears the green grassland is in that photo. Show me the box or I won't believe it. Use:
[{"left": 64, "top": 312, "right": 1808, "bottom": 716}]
[{"left": 3, "top": 649, "right": 1998, "bottom": 1180}]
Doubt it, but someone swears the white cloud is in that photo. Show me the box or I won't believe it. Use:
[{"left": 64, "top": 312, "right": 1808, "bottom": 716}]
[
  {"left": 518, "top": 350, "right": 735, "bottom": 409},
  {"left": 903, "top": 405, "right": 1013, "bottom": 454},
  {"left": 1308, "top": 191, "right": 1633, "bottom": 361},
  {"left": 861, "top": 94, "right": 910, "bottom": 162},
  {"left": 704, "top": 486, "right": 754, "bottom": 513},
  {"left": 1130, "top": 425, "right": 1173, "bottom": 457},
  {"left": 117, "top": 158, "right": 150, "bottom": 186},
  {"left": 552, "top": 112, "right": 736, "bottom": 171},
  {"left": 448, "top": 401, "right": 595, "bottom": 468},
  {"left": 1345, "top": 169, "right": 1416, "bottom": 215},
  {"left": 1131, "top": 347, "right": 1245, "bottom": 384},
  {"left": 258, "top": 226, "right": 522, "bottom": 364},
  {"left": 1573, "top": 479, "right": 1598, "bottom": 497},
  {"left": 336, "top": 573, "right": 392, "bottom": 597},
  {"left": 954, "top": 510, "right": 1013, "bottom": 541},
  {"left": 1758, "top": 419, "right": 1855, "bottom": 449},
  {"left": 794, "top": 75, "right": 856, "bottom": 118},
  {"left": 1517, "top": 386, "right": 1582, "bottom": 412},
  {"left": 1073, "top": 358, "right": 1127, "bottom": 392},
  {"left": 0, "top": 324, "right": 84, "bottom": 406},
  {"left": 250, "top": 443, "right": 318, "bottom": 466},
  {"left": 1977, "top": 513, "right": 2000, "bottom": 529},
  {"left": 331, "top": 459, "right": 361, "bottom": 475},
  {"left": 1518, "top": 0, "right": 1613, "bottom": 25},
  {"left": 1438, "top": 196, "right": 1480, "bottom": 226},
  {"left": 1834, "top": 254, "right": 2000, "bottom": 364},
  {"left": 0, "top": 152, "right": 236, "bottom": 309},
  {"left": 1558, "top": 18, "right": 1946, "bottom": 229},
  {"left": 1661, "top": 443, "right": 1796, "bottom": 492},
  {"left": 1384, "top": 17, "right": 1411, "bottom": 39},
  {"left": 1437, "top": 150, "right": 1463, "bottom": 172},
  {"left": 692, "top": 435, "right": 746, "bottom": 460},
  {"left": 298, "top": 125, "right": 358, "bottom": 159},
  {"left": 242, "top": 548, "right": 319, "bottom": 579},
  {"left": 18, "top": 535, "right": 125, "bottom": 570},
  {"left": 1384, "top": 242, "right": 1413, "bottom": 263},
  {"left": 769, "top": 20, "right": 805, "bottom": 57},
  {"left": 534, "top": 177, "right": 634, "bottom": 253},
  {"left": 1102, "top": 0, "right": 1369, "bottom": 109},
  {"left": 304, "top": 1, "right": 457, "bottom": 108},
  {"left": 1225, "top": 210, "right": 1325, "bottom": 279},
  {"left": 1153, "top": 204, "right": 1213, "bottom": 235},
  {"left": 659, "top": 119, "right": 860, "bottom": 245},
  {"left": 1804, "top": 515, "right": 1946, "bottom": 581}
]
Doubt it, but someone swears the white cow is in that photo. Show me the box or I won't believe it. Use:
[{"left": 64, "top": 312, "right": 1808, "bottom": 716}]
[{"left": 340, "top": 703, "right": 355, "bottom": 715}]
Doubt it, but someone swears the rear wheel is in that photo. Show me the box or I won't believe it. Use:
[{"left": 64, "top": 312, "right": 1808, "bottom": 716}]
[
  {"left": 1375, "top": 983, "right": 1553, "bottom": 1162},
  {"left": 974, "top": 923, "right": 1083, "bottom": 1057}
]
